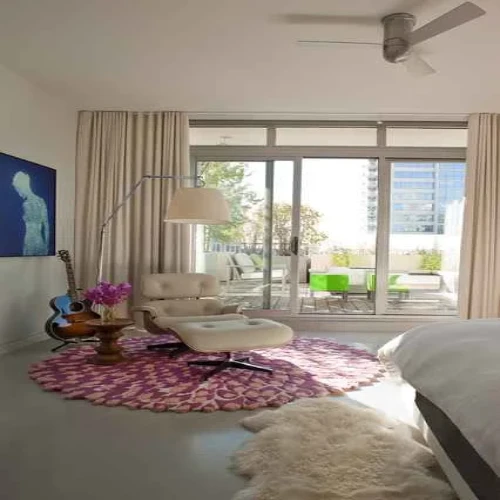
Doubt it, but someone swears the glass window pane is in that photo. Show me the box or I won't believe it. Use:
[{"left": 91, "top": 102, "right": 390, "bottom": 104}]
[
  {"left": 194, "top": 161, "right": 293, "bottom": 312},
  {"left": 276, "top": 128, "right": 377, "bottom": 146},
  {"left": 386, "top": 128, "right": 468, "bottom": 147},
  {"left": 195, "top": 161, "right": 267, "bottom": 310},
  {"left": 190, "top": 128, "right": 267, "bottom": 145},
  {"left": 300, "top": 158, "right": 378, "bottom": 315},
  {"left": 392, "top": 214, "right": 435, "bottom": 223},
  {"left": 393, "top": 171, "right": 434, "bottom": 178},
  {"left": 393, "top": 192, "right": 434, "bottom": 201},
  {"left": 387, "top": 161, "right": 466, "bottom": 316},
  {"left": 393, "top": 203, "right": 434, "bottom": 211},
  {"left": 393, "top": 181, "right": 435, "bottom": 189},
  {"left": 270, "top": 161, "right": 295, "bottom": 311}
]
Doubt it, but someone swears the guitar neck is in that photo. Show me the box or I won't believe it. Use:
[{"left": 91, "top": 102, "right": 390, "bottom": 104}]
[{"left": 65, "top": 261, "right": 78, "bottom": 302}]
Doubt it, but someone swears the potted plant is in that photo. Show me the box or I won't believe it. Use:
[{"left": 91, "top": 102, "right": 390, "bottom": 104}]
[{"left": 83, "top": 281, "right": 132, "bottom": 322}]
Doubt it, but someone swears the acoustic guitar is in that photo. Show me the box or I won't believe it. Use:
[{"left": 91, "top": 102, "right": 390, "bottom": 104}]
[{"left": 45, "top": 250, "right": 100, "bottom": 341}]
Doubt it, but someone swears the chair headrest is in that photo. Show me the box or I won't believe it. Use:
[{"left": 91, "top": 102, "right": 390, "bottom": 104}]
[{"left": 141, "top": 273, "right": 220, "bottom": 299}]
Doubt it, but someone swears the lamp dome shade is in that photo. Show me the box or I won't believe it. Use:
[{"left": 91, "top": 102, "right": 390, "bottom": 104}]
[{"left": 165, "top": 187, "right": 230, "bottom": 224}]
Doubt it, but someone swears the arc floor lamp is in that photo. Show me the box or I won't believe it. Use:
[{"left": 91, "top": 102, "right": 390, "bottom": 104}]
[{"left": 96, "top": 174, "right": 230, "bottom": 282}]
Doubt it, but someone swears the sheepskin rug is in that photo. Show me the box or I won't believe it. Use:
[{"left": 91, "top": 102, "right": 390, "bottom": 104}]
[{"left": 232, "top": 398, "right": 457, "bottom": 500}]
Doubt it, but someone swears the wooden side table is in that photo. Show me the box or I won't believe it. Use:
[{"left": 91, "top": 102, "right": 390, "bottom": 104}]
[{"left": 85, "top": 318, "right": 134, "bottom": 365}]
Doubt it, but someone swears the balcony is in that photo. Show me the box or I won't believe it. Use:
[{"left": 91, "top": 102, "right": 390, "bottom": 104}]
[
  {"left": 201, "top": 251, "right": 458, "bottom": 316},
  {"left": 220, "top": 279, "right": 456, "bottom": 315}
]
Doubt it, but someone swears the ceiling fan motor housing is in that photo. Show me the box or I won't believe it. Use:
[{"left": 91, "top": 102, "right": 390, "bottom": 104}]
[{"left": 382, "top": 13, "right": 416, "bottom": 63}]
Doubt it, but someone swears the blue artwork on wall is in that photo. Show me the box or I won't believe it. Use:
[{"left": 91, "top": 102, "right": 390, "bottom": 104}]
[{"left": 0, "top": 152, "right": 56, "bottom": 257}]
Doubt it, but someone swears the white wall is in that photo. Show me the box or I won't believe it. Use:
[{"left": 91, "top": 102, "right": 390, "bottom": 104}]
[{"left": 0, "top": 64, "right": 76, "bottom": 352}]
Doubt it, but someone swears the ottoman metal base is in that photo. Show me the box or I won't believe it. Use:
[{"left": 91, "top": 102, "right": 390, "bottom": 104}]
[{"left": 189, "top": 353, "right": 273, "bottom": 381}]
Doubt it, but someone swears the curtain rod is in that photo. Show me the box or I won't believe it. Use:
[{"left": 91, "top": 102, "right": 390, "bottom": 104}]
[{"left": 189, "top": 119, "right": 468, "bottom": 128}]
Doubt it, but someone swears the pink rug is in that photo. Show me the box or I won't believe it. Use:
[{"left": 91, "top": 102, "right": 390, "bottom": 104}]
[{"left": 29, "top": 335, "right": 384, "bottom": 413}]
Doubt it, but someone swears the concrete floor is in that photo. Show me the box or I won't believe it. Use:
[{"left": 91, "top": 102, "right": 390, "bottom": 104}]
[{"left": 0, "top": 332, "right": 410, "bottom": 500}]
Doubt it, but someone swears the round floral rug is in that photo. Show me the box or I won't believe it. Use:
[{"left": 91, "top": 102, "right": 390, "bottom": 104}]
[{"left": 29, "top": 335, "right": 384, "bottom": 413}]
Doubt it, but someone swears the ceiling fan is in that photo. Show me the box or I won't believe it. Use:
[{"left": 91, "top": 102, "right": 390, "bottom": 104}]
[{"left": 281, "top": 2, "right": 486, "bottom": 77}]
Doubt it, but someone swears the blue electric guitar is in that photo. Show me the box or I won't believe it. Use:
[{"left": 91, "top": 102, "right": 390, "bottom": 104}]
[{"left": 45, "top": 250, "right": 100, "bottom": 341}]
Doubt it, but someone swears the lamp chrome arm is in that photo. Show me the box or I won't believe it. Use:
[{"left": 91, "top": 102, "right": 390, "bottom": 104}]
[{"left": 96, "top": 174, "right": 199, "bottom": 283}]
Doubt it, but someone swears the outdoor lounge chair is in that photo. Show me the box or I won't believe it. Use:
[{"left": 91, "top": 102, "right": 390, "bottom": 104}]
[{"left": 226, "top": 253, "right": 288, "bottom": 291}]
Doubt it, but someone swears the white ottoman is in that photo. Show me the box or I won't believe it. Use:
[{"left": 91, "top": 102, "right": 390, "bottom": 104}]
[
  {"left": 170, "top": 318, "right": 294, "bottom": 380},
  {"left": 172, "top": 318, "right": 293, "bottom": 352}
]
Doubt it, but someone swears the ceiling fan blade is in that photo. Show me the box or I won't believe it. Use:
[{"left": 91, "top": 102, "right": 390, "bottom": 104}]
[
  {"left": 278, "top": 14, "right": 379, "bottom": 27},
  {"left": 410, "top": 2, "right": 486, "bottom": 46},
  {"left": 403, "top": 52, "right": 436, "bottom": 77},
  {"left": 298, "top": 40, "right": 381, "bottom": 46}
]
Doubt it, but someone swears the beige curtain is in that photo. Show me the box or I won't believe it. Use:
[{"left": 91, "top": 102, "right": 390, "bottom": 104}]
[
  {"left": 75, "top": 111, "right": 191, "bottom": 305},
  {"left": 459, "top": 113, "right": 500, "bottom": 318}
]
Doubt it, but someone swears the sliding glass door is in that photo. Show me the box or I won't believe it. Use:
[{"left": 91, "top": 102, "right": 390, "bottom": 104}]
[
  {"left": 195, "top": 160, "right": 294, "bottom": 311},
  {"left": 194, "top": 158, "right": 465, "bottom": 317},
  {"left": 295, "top": 158, "right": 378, "bottom": 314}
]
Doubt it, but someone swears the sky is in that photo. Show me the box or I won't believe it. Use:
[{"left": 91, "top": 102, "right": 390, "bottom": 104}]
[{"left": 244, "top": 159, "right": 374, "bottom": 249}]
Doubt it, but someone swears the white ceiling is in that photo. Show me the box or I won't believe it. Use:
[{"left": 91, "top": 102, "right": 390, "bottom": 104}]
[{"left": 0, "top": 0, "right": 498, "bottom": 117}]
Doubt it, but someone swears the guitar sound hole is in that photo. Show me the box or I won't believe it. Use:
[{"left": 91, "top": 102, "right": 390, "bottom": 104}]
[{"left": 70, "top": 302, "right": 85, "bottom": 312}]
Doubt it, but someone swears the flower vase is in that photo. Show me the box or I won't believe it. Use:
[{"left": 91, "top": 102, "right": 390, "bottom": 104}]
[{"left": 102, "top": 306, "right": 116, "bottom": 323}]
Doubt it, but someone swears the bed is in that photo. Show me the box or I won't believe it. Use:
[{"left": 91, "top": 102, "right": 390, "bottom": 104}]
[{"left": 378, "top": 319, "right": 500, "bottom": 500}]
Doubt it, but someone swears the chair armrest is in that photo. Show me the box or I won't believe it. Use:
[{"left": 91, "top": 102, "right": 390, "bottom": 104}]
[
  {"left": 131, "top": 305, "right": 159, "bottom": 319},
  {"left": 221, "top": 304, "right": 244, "bottom": 314}
]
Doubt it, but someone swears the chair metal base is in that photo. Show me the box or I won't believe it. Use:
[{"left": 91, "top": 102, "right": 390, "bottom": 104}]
[
  {"left": 188, "top": 353, "right": 273, "bottom": 381},
  {"left": 146, "top": 341, "right": 190, "bottom": 358}
]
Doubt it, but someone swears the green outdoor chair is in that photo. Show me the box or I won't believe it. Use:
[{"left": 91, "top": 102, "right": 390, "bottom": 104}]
[
  {"left": 366, "top": 273, "right": 410, "bottom": 300},
  {"left": 309, "top": 273, "right": 350, "bottom": 300}
]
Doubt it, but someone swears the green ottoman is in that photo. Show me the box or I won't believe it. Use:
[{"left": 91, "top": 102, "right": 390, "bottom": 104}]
[
  {"left": 366, "top": 273, "right": 410, "bottom": 300},
  {"left": 309, "top": 273, "right": 350, "bottom": 300}
]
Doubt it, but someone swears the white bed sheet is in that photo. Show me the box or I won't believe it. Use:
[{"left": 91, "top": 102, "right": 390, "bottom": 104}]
[{"left": 378, "top": 319, "right": 500, "bottom": 478}]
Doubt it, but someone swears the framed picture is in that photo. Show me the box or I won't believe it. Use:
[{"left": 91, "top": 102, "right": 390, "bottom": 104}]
[{"left": 0, "top": 152, "right": 56, "bottom": 257}]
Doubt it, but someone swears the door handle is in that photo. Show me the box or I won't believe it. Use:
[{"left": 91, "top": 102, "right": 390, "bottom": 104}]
[{"left": 290, "top": 236, "right": 299, "bottom": 256}]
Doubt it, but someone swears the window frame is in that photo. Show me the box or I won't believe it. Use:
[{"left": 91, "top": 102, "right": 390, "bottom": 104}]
[{"left": 190, "top": 120, "right": 467, "bottom": 318}]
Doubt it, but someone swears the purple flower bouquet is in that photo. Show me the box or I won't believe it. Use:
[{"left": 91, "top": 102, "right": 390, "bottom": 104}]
[{"left": 84, "top": 281, "right": 132, "bottom": 321}]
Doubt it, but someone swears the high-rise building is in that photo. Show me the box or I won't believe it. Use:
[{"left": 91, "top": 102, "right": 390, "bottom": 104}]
[
  {"left": 366, "top": 160, "right": 378, "bottom": 233},
  {"left": 366, "top": 162, "right": 466, "bottom": 234}
]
